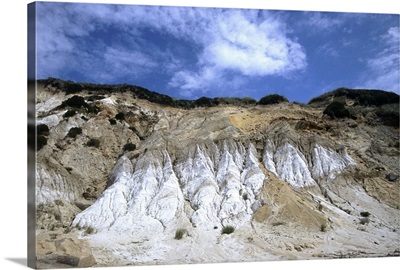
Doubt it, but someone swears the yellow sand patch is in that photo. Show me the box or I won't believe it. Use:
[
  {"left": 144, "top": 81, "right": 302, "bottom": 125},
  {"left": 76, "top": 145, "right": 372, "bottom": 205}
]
[{"left": 254, "top": 168, "right": 326, "bottom": 231}]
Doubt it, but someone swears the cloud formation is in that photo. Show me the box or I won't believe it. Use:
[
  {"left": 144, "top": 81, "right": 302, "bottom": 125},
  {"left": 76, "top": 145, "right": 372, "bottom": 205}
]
[
  {"left": 299, "top": 11, "right": 346, "bottom": 32},
  {"left": 168, "top": 10, "right": 307, "bottom": 97},
  {"left": 36, "top": 3, "right": 306, "bottom": 97},
  {"left": 356, "top": 26, "right": 399, "bottom": 93}
]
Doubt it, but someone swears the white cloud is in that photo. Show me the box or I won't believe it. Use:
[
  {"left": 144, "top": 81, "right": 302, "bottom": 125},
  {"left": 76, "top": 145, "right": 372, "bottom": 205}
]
[
  {"left": 383, "top": 26, "right": 399, "bottom": 46},
  {"left": 317, "top": 43, "right": 339, "bottom": 57},
  {"left": 168, "top": 65, "right": 249, "bottom": 98},
  {"left": 169, "top": 69, "right": 213, "bottom": 93},
  {"left": 105, "top": 48, "right": 156, "bottom": 70},
  {"left": 169, "top": 10, "right": 307, "bottom": 97},
  {"left": 355, "top": 26, "right": 399, "bottom": 93},
  {"left": 36, "top": 3, "right": 307, "bottom": 98},
  {"left": 301, "top": 12, "right": 346, "bottom": 31},
  {"left": 209, "top": 12, "right": 302, "bottom": 75},
  {"left": 36, "top": 3, "right": 164, "bottom": 81}
]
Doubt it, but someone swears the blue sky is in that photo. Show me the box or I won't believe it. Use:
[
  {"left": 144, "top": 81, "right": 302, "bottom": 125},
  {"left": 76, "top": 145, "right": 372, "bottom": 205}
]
[{"left": 35, "top": 2, "right": 399, "bottom": 103}]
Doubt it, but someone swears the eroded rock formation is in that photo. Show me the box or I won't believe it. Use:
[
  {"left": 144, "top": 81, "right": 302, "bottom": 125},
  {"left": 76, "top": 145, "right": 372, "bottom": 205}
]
[{"left": 34, "top": 80, "right": 400, "bottom": 267}]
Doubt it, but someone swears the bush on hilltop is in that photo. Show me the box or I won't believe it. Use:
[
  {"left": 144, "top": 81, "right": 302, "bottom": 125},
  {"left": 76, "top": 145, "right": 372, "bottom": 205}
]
[{"left": 258, "top": 94, "right": 289, "bottom": 105}]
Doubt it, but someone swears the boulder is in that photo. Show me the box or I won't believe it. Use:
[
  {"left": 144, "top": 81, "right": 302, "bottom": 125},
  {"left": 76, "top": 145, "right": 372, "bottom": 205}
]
[
  {"left": 54, "top": 238, "right": 96, "bottom": 267},
  {"left": 75, "top": 199, "right": 93, "bottom": 211},
  {"left": 37, "top": 238, "right": 96, "bottom": 268}
]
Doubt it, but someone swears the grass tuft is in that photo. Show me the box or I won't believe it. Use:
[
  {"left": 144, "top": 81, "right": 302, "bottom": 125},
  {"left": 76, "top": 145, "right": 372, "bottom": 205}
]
[
  {"left": 360, "top": 211, "right": 370, "bottom": 217},
  {"left": 221, "top": 226, "right": 235, "bottom": 235},
  {"left": 174, "top": 228, "right": 187, "bottom": 240}
]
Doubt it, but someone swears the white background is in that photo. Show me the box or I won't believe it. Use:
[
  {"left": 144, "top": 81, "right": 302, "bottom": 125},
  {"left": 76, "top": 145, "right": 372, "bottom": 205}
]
[{"left": 0, "top": 0, "right": 399, "bottom": 269}]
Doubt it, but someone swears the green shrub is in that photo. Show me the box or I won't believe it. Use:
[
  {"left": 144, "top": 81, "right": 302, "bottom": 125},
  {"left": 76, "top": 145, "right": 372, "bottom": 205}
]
[
  {"left": 309, "top": 88, "right": 399, "bottom": 107},
  {"left": 115, "top": 112, "right": 125, "bottom": 121},
  {"left": 174, "top": 228, "right": 187, "bottom": 240},
  {"left": 376, "top": 105, "right": 399, "bottom": 127},
  {"left": 37, "top": 124, "right": 49, "bottom": 136},
  {"left": 258, "top": 94, "right": 288, "bottom": 105},
  {"left": 221, "top": 226, "right": 235, "bottom": 235},
  {"left": 123, "top": 143, "right": 136, "bottom": 152},
  {"left": 320, "top": 223, "right": 327, "bottom": 232},
  {"left": 86, "top": 138, "right": 100, "bottom": 148},
  {"left": 64, "top": 82, "right": 83, "bottom": 93},
  {"left": 86, "top": 104, "right": 99, "bottom": 114},
  {"left": 67, "top": 127, "right": 82, "bottom": 138},
  {"left": 85, "top": 226, "right": 95, "bottom": 235},
  {"left": 63, "top": 110, "right": 76, "bottom": 118},
  {"left": 194, "top": 97, "right": 218, "bottom": 107},
  {"left": 214, "top": 97, "right": 257, "bottom": 106},
  {"left": 360, "top": 211, "right": 370, "bottom": 217},
  {"left": 349, "top": 90, "right": 399, "bottom": 106},
  {"left": 61, "top": 95, "right": 87, "bottom": 108},
  {"left": 323, "top": 101, "right": 350, "bottom": 119}
]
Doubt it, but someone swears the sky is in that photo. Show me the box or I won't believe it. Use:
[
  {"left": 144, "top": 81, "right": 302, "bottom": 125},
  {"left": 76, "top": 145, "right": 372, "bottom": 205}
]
[{"left": 33, "top": 2, "right": 399, "bottom": 103}]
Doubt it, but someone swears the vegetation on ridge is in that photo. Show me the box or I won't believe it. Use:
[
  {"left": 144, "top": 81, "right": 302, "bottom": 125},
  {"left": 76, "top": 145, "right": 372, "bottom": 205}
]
[
  {"left": 38, "top": 78, "right": 275, "bottom": 109},
  {"left": 309, "top": 87, "right": 399, "bottom": 106},
  {"left": 310, "top": 87, "right": 399, "bottom": 127},
  {"left": 39, "top": 78, "right": 399, "bottom": 126},
  {"left": 323, "top": 101, "right": 351, "bottom": 119},
  {"left": 258, "top": 94, "right": 288, "bottom": 105}
]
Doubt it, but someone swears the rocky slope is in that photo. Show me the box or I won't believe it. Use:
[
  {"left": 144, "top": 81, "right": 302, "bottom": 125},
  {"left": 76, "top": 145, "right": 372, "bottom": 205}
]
[{"left": 33, "top": 80, "right": 399, "bottom": 268}]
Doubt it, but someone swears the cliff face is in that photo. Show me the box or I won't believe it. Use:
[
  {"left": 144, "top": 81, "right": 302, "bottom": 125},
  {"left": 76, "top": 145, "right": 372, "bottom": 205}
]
[{"left": 34, "top": 81, "right": 399, "bottom": 267}]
